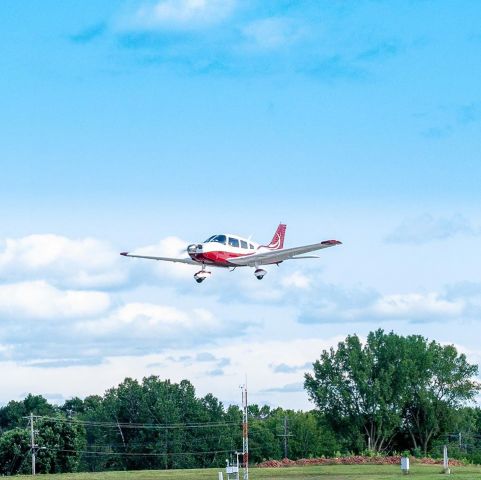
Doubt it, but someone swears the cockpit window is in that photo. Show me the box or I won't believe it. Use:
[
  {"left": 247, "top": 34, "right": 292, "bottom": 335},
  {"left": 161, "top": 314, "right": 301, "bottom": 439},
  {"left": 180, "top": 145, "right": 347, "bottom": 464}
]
[
  {"left": 240, "top": 240, "right": 248, "bottom": 249},
  {"left": 228, "top": 237, "right": 240, "bottom": 248},
  {"left": 249, "top": 243, "right": 254, "bottom": 249},
  {"left": 204, "top": 235, "right": 216, "bottom": 242},
  {"left": 211, "top": 235, "right": 226, "bottom": 244}
]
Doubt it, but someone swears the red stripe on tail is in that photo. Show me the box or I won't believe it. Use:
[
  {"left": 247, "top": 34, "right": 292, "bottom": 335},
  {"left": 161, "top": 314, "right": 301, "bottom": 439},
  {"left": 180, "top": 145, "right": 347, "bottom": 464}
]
[{"left": 267, "top": 223, "right": 287, "bottom": 250}]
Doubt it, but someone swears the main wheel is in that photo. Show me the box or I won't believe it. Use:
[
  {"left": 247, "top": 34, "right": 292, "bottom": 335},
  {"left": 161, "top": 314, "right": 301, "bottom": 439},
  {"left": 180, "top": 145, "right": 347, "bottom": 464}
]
[{"left": 254, "top": 268, "right": 267, "bottom": 280}]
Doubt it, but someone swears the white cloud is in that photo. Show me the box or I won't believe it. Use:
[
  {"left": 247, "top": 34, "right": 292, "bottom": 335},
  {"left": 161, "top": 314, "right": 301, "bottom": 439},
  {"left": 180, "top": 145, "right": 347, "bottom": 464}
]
[
  {"left": 262, "top": 382, "right": 304, "bottom": 393},
  {"left": 0, "top": 281, "right": 111, "bottom": 320},
  {"left": 125, "top": 0, "right": 236, "bottom": 31},
  {"left": 370, "top": 293, "right": 464, "bottom": 320},
  {"left": 0, "top": 344, "right": 13, "bottom": 360},
  {"left": 385, "top": 214, "right": 477, "bottom": 244},
  {"left": 271, "top": 361, "right": 312, "bottom": 374},
  {"left": 301, "top": 284, "right": 469, "bottom": 324},
  {"left": 281, "top": 271, "right": 311, "bottom": 289},
  {"left": 0, "top": 234, "right": 127, "bottom": 289},
  {"left": 242, "top": 17, "right": 305, "bottom": 50},
  {"left": 0, "top": 336, "right": 342, "bottom": 409},
  {"left": 75, "top": 302, "right": 221, "bottom": 341},
  {"left": 129, "top": 236, "right": 197, "bottom": 280}
]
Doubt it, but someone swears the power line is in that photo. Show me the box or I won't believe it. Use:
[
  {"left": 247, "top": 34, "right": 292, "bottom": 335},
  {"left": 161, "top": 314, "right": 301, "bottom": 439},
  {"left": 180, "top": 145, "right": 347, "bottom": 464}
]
[
  {"left": 43, "top": 446, "right": 262, "bottom": 457},
  {"left": 45, "top": 447, "right": 238, "bottom": 457},
  {"left": 35, "top": 416, "right": 241, "bottom": 430}
]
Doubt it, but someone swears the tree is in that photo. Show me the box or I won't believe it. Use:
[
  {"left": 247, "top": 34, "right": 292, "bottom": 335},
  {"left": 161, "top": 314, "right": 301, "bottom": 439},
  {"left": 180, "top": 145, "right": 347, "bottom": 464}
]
[
  {"left": 34, "top": 416, "right": 86, "bottom": 474},
  {"left": 60, "top": 397, "right": 86, "bottom": 417},
  {"left": 305, "top": 330, "right": 480, "bottom": 455},
  {"left": 75, "top": 376, "right": 238, "bottom": 472},
  {"left": 304, "top": 330, "right": 408, "bottom": 453},
  {"left": 248, "top": 406, "right": 280, "bottom": 463},
  {"left": 0, "top": 394, "right": 56, "bottom": 432},
  {"left": 401, "top": 340, "right": 480, "bottom": 454},
  {"left": 0, "top": 428, "right": 30, "bottom": 475}
]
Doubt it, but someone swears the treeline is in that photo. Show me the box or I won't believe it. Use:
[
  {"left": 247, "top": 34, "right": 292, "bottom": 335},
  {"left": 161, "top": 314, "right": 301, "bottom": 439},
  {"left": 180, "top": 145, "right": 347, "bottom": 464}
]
[
  {"left": 0, "top": 378, "right": 333, "bottom": 475},
  {"left": 0, "top": 330, "right": 480, "bottom": 474}
]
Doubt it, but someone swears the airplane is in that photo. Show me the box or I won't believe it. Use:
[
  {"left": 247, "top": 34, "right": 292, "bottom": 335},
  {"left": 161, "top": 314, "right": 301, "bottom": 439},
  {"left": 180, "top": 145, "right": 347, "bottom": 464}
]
[{"left": 120, "top": 224, "right": 341, "bottom": 283}]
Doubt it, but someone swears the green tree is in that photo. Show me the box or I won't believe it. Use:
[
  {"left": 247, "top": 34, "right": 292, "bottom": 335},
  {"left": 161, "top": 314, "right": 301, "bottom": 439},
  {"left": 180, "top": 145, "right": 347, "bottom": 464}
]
[
  {"left": 34, "top": 416, "right": 86, "bottom": 474},
  {"left": 305, "top": 330, "right": 480, "bottom": 455},
  {"left": 75, "top": 376, "right": 238, "bottom": 472},
  {"left": 401, "top": 340, "right": 479, "bottom": 454},
  {"left": 304, "top": 330, "right": 408, "bottom": 453},
  {"left": 61, "top": 397, "right": 86, "bottom": 417},
  {"left": 0, "top": 394, "right": 56, "bottom": 432},
  {"left": 248, "top": 409, "right": 280, "bottom": 463},
  {"left": 0, "top": 428, "right": 30, "bottom": 475}
]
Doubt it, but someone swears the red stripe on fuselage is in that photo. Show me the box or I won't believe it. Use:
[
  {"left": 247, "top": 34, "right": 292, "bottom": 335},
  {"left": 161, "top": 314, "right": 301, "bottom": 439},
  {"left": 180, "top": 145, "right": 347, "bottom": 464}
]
[{"left": 190, "top": 250, "right": 253, "bottom": 266}]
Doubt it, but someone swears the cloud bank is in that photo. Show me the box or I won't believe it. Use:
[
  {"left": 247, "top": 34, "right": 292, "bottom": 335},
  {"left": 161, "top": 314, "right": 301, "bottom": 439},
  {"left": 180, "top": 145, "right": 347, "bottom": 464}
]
[
  {"left": 385, "top": 214, "right": 477, "bottom": 244},
  {"left": 121, "top": 0, "right": 237, "bottom": 31}
]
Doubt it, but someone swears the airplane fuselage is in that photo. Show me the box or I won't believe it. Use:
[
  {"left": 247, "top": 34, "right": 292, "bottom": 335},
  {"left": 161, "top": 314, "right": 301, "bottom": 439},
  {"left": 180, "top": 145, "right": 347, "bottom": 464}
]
[{"left": 187, "top": 234, "right": 271, "bottom": 267}]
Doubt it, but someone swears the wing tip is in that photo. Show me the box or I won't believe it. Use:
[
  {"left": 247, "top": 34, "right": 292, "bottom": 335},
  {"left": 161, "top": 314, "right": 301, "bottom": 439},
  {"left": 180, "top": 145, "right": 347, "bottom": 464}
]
[
  {"left": 321, "top": 240, "right": 342, "bottom": 246},
  {"left": 120, "top": 252, "right": 129, "bottom": 256}
]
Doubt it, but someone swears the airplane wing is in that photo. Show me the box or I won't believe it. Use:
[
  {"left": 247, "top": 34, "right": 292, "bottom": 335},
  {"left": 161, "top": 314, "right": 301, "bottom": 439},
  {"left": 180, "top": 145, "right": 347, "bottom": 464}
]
[
  {"left": 227, "top": 240, "right": 341, "bottom": 267},
  {"left": 120, "top": 252, "right": 199, "bottom": 265}
]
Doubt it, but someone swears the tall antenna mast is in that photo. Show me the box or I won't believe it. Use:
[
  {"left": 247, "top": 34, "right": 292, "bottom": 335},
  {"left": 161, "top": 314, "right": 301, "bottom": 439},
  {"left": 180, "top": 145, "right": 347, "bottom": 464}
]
[{"left": 241, "top": 383, "right": 249, "bottom": 480}]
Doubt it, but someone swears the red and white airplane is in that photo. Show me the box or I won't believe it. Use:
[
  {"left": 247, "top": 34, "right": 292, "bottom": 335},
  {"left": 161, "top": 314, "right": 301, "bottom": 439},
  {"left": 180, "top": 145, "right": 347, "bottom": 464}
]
[{"left": 121, "top": 224, "right": 341, "bottom": 283}]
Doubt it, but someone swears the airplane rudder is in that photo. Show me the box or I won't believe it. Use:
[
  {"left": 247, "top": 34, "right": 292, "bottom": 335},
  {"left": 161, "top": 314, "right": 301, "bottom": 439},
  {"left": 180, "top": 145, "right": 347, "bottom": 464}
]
[{"left": 269, "top": 223, "right": 287, "bottom": 249}]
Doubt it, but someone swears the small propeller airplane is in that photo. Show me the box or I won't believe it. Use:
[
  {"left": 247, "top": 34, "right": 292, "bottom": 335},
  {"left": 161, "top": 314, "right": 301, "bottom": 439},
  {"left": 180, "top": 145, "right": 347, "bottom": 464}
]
[{"left": 121, "top": 224, "right": 341, "bottom": 283}]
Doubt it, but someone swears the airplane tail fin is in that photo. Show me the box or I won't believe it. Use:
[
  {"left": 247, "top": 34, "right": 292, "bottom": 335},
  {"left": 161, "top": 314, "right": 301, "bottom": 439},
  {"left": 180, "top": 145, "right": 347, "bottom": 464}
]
[{"left": 267, "top": 223, "right": 287, "bottom": 250}]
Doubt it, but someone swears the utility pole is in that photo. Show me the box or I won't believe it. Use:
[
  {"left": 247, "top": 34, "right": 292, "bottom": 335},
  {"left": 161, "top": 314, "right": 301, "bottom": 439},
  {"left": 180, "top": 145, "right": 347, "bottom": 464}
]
[
  {"left": 277, "top": 416, "right": 293, "bottom": 459},
  {"left": 29, "top": 413, "right": 36, "bottom": 475}
]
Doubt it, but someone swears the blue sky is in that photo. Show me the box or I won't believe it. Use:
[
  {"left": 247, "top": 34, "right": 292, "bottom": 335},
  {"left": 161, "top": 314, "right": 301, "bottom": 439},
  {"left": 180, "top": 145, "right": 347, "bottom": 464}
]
[{"left": 1, "top": 0, "right": 481, "bottom": 409}]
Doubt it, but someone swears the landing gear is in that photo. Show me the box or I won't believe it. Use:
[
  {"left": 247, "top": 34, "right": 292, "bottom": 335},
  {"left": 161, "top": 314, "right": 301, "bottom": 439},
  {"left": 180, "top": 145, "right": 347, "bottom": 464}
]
[
  {"left": 254, "top": 268, "right": 267, "bottom": 280},
  {"left": 194, "top": 269, "right": 211, "bottom": 283}
]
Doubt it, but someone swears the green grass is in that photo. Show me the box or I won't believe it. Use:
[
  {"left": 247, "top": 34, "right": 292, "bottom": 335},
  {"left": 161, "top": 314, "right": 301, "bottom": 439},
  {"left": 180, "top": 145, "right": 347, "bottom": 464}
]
[{"left": 16, "top": 464, "right": 481, "bottom": 480}]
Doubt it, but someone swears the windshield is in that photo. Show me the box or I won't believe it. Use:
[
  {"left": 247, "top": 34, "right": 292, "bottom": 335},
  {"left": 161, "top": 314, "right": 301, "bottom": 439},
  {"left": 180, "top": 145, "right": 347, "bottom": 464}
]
[{"left": 205, "top": 235, "right": 226, "bottom": 244}]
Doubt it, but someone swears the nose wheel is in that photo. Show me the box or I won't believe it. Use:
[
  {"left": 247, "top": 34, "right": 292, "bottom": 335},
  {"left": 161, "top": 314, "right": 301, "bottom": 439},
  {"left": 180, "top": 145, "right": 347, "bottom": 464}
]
[
  {"left": 254, "top": 268, "right": 267, "bottom": 280},
  {"left": 194, "top": 269, "right": 211, "bottom": 283}
]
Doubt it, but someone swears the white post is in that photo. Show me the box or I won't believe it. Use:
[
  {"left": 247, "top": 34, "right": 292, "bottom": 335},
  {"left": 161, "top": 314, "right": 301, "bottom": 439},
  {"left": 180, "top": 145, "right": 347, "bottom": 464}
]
[
  {"left": 401, "top": 456, "right": 410, "bottom": 475},
  {"left": 218, "top": 472, "right": 224, "bottom": 480},
  {"left": 443, "top": 445, "right": 450, "bottom": 474}
]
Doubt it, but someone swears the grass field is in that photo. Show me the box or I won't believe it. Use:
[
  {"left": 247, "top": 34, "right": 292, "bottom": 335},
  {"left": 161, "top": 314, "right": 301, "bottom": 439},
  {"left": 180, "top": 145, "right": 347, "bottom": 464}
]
[{"left": 16, "top": 464, "right": 481, "bottom": 480}]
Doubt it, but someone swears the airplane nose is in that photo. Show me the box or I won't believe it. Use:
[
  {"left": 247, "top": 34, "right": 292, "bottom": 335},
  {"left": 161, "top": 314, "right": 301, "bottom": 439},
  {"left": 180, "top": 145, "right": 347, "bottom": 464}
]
[{"left": 187, "top": 244, "right": 203, "bottom": 258}]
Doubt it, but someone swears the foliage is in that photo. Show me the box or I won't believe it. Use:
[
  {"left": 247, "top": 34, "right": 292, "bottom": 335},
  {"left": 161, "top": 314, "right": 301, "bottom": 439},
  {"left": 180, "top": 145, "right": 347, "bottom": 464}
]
[
  {"left": 305, "top": 329, "right": 480, "bottom": 455},
  {"left": 0, "top": 427, "right": 30, "bottom": 475},
  {"left": 0, "top": 393, "right": 56, "bottom": 432}
]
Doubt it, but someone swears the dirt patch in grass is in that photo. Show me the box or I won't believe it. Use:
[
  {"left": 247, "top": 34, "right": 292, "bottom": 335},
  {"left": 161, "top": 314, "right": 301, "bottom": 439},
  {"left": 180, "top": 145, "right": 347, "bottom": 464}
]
[{"left": 257, "top": 456, "right": 465, "bottom": 468}]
